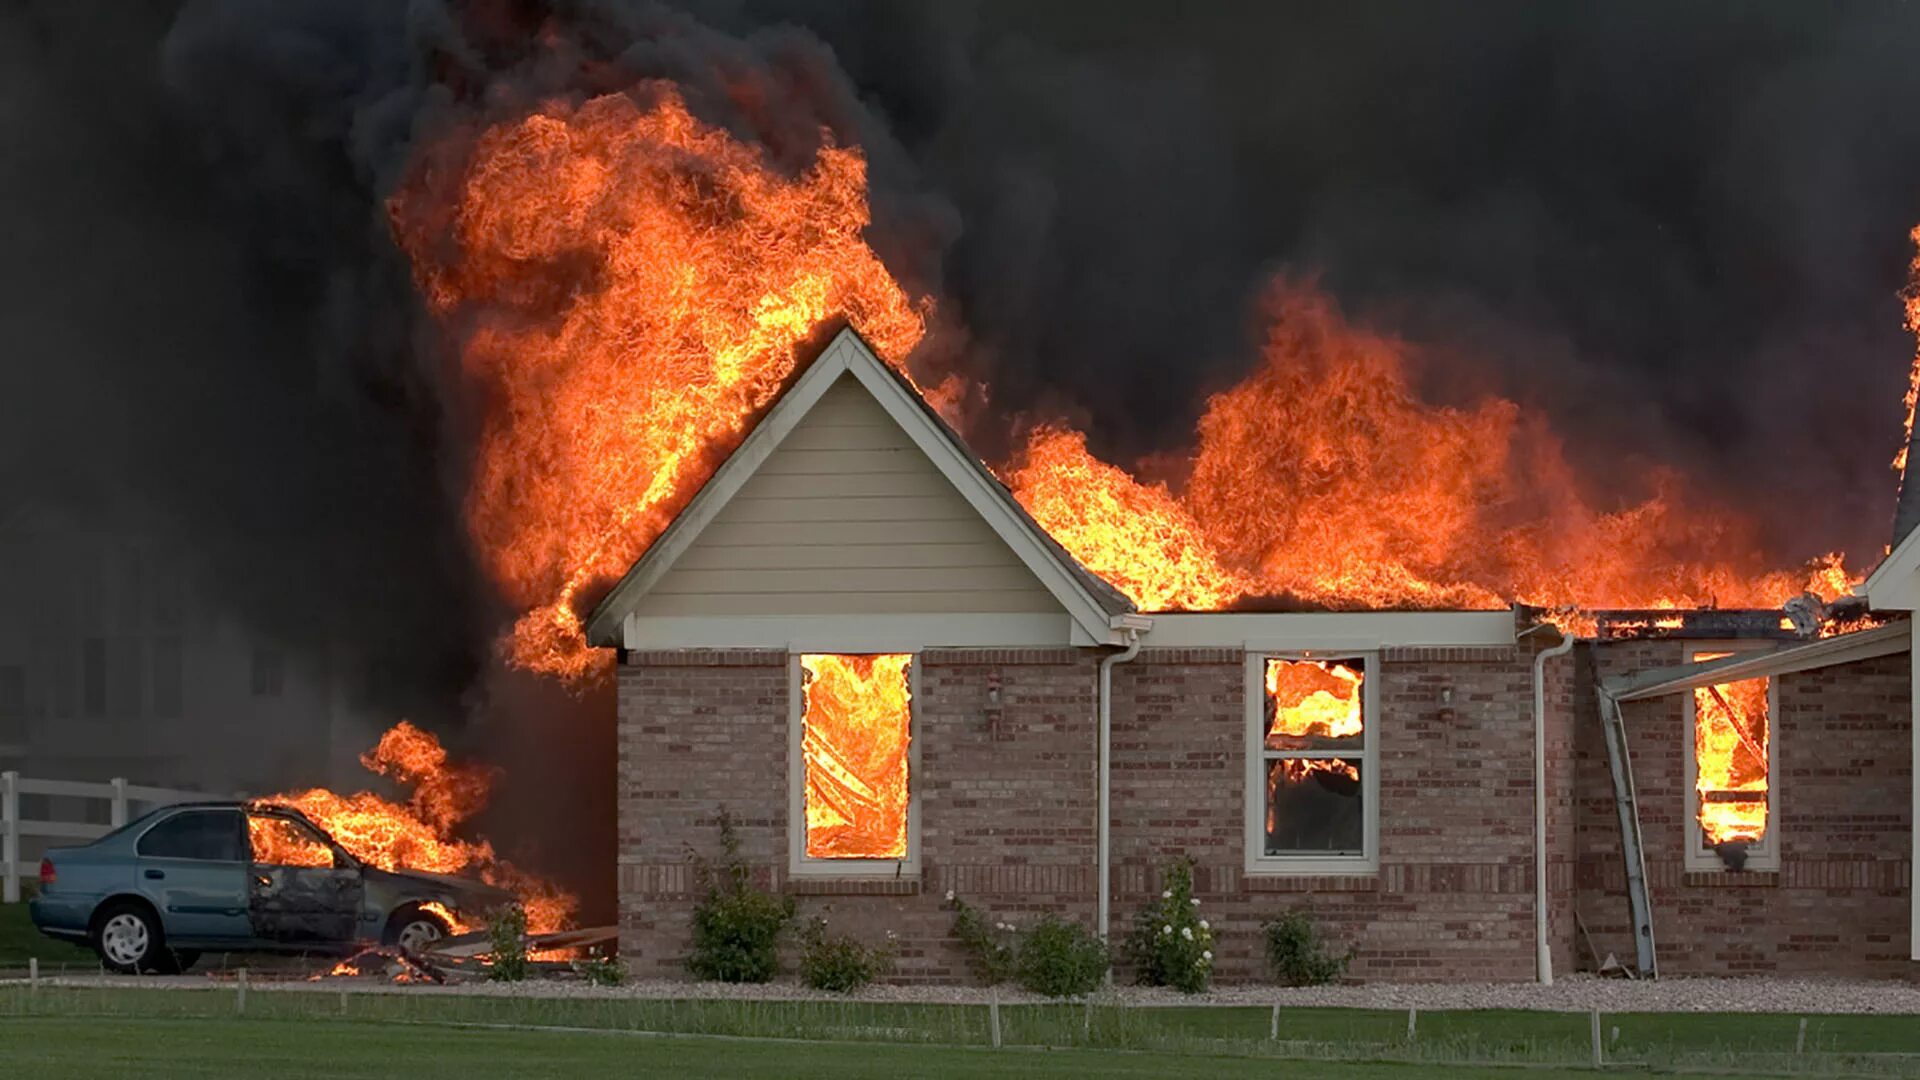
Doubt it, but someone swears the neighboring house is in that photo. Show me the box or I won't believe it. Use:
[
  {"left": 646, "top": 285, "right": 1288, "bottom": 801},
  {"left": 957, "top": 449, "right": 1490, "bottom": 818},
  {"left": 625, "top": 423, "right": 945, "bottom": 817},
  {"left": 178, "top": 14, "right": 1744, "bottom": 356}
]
[
  {"left": 0, "top": 506, "right": 370, "bottom": 799},
  {"left": 591, "top": 327, "right": 1915, "bottom": 982}
]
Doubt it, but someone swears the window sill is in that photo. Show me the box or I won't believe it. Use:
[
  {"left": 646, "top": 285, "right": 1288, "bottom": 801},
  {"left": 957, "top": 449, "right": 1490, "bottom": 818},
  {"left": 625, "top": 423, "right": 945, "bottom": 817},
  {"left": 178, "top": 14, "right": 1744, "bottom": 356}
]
[
  {"left": 784, "top": 877, "right": 921, "bottom": 897},
  {"left": 1243, "top": 865, "right": 1379, "bottom": 891}
]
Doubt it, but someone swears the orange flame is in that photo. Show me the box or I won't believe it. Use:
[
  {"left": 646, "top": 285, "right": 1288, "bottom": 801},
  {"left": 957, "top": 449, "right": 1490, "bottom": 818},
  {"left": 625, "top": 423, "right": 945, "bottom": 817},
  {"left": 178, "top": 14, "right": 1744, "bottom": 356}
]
[
  {"left": 1691, "top": 653, "right": 1770, "bottom": 848},
  {"left": 391, "top": 87, "right": 926, "bottom": 678},
  {"left": 1264, "top": 659, "right": 1363, "bottom": 784},
  {"left": 1016, "top": 285, "right": 1856, "bottom": 615},
  {"left": 800, "top": 654, "right": 911, "bottom": 859},
  {"left": 263, "top": 722, "right": 575, "bottom": 933}
]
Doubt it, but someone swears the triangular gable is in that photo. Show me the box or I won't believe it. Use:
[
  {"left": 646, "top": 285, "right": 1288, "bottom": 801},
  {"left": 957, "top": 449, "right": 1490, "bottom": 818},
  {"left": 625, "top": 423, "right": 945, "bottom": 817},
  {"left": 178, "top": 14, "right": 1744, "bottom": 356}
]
[
  {"left": 1864, "top": 520, "right": 1920, "bottom": 611},
  {"left": 585, "top": 327, "right": 1131, "bottom": 647}
]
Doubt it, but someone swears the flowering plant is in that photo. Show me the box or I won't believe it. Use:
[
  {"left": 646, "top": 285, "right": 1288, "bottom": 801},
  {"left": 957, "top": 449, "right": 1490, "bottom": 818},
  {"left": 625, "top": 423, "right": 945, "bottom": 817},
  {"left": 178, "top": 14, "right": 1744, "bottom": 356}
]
[{"left": 1125, "top": 859, "right": 1215, "bottom": 993}]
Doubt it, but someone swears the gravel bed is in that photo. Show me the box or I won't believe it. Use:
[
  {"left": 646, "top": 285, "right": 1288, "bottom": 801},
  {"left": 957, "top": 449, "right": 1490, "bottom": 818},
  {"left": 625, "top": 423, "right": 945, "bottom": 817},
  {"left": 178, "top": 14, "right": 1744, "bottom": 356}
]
[{"left": 21, "top": 971, "right": 1920, "bottom": 1015}]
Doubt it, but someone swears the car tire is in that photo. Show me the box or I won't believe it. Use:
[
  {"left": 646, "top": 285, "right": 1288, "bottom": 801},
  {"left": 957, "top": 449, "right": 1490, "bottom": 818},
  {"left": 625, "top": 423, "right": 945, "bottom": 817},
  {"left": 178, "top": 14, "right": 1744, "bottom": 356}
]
[
  {"left": 383, "top": 906, "right": 452, "bottom": 955},
  {"left": 92, "top": 900, "right": 172, "bottom": 975}
]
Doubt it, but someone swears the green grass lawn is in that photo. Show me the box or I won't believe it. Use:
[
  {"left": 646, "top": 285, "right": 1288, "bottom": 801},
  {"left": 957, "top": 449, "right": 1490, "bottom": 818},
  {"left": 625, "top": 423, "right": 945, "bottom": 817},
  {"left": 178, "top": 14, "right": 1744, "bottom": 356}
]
[
  {"left": 3, "top": 985, "right": 1918, "bottom": 1077},
  {"left": 0, "top": 1017, "right": 1812, "bottom": 1080},
  {"left": 0, "top": 896, "right": 93, "bottom": 970}
]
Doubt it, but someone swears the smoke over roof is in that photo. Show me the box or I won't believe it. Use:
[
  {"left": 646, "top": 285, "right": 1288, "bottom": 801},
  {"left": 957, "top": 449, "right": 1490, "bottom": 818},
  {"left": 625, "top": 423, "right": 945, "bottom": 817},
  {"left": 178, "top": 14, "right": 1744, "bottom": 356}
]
[{"left": 6, "top": 0, "right": 1920, "bottom": 702}]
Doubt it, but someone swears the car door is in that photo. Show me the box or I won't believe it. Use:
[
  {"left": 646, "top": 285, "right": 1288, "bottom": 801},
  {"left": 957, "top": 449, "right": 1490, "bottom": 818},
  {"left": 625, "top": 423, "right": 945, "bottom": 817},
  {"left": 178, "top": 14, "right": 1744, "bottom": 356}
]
[
  {"left": 245, "top": 811, "right": 365, "bottom": 947},
  {"left": 131, "top": 809, "right": 251, "bottom": 944}
]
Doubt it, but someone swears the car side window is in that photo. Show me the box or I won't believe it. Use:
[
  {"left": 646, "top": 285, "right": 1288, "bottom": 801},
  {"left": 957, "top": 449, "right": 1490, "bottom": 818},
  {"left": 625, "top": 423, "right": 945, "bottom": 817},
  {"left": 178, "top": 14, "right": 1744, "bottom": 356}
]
[
  {"left": 136, "top": 810, "right": 245, "bottom": 861},
  {"left": 246, "top": 814, "right": 340, "bottom": 869}
]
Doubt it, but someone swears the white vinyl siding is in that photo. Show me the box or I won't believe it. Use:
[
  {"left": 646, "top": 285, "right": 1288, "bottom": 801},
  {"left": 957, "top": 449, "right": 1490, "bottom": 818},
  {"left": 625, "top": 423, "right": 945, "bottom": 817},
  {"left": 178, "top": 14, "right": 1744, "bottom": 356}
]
[{"left": 636, "top": 375, "right": 1062, "bottom": 620}]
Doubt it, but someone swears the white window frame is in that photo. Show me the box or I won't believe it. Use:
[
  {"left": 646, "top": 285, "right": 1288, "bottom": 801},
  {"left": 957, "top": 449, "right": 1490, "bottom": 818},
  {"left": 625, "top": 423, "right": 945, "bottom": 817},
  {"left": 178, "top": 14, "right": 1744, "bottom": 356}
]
[
  {"left": 1244, "top": 650, "right": 1381, "bottom": 876},
  {"left": 1682, "top": 643, "right": 1780, "bottom": 873},
  {"left": 787, "top": 650, "right": 922, "bottom": 879}
]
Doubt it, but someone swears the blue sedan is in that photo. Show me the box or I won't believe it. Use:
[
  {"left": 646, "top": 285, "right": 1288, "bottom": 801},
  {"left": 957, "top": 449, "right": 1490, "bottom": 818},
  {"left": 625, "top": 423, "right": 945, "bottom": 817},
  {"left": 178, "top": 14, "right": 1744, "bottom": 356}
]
[{"left": 30, "top": 800, "right": 513, "bottom": 973}]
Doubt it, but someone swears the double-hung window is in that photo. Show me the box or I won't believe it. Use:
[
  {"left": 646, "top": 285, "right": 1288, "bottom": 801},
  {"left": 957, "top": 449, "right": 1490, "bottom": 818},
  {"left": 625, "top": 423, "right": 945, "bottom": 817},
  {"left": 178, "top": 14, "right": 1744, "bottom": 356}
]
[
  {"left": 1246, "top": 653, "right": 1379, "bottom": 874},
  {"left": 789, "top": 652, "right": 919, "bottom": 877}
]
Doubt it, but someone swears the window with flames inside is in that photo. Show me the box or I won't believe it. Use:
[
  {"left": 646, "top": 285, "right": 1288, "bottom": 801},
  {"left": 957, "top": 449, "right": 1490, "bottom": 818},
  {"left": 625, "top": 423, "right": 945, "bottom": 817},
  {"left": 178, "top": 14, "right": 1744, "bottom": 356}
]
[
  {"left": 796, "top": 653, "right": 913, "bottom": 871},
  {"left": 1687, "top": 651, "right": 1775, "bottom": 872},
  {"left": 1253, "top": 657, "right": 1373, "bottom": 870}
]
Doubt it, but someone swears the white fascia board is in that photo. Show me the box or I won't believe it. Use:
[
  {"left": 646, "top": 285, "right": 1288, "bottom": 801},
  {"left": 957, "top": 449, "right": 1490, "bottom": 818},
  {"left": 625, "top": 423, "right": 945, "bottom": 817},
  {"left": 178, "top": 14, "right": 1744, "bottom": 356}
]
[
  {"left": 1864, "top": 525, "right": 1920, "bottom": 610},
  {"left": 620, "top": 612, "right": 1084, "bottom": 651},
  {"left": 839, "top": 345, "right": 1119, "bottom": 645},
  {"left": 1138, "top": 610, "right": 1516, "bottom": 650},
  {"left": 1607, "top": 620, "right": 1911, "bottom": 701}
]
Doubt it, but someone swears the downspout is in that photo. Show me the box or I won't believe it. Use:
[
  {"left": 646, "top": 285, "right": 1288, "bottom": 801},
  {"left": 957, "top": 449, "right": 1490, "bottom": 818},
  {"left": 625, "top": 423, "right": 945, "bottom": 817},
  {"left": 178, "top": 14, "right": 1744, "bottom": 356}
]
[
  {"left": 1097, "top": 622, "right": 1146, "bottom": 953},
  {"left": 1530, "top": 626, "right": 1576, "bottom": 985}
]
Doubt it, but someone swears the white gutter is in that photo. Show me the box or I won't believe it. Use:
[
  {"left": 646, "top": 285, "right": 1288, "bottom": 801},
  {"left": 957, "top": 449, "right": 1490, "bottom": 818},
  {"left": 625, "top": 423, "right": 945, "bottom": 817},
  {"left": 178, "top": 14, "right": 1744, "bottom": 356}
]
[
  {"left": 1097, "top": 617, "right": 1151, "bottom": 954},
  {"left": 1530, "top": 627, "right": 1576, "bottom": 985}
]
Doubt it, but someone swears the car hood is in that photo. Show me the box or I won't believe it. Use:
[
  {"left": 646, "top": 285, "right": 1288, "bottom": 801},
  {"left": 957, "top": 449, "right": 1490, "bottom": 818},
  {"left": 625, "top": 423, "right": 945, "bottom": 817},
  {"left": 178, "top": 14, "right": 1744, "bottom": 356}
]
[{"left": 363, "top": 865, "right": 516, "bottom": 907}]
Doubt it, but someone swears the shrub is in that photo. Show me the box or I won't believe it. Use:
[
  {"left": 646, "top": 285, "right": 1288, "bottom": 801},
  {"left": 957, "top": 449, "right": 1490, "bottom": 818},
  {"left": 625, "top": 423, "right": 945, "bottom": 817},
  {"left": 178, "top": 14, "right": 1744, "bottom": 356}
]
[
  {"left": 572, "top": 947, "right": 625, "bottom": 986},
  {"left": 486, "top": 904, "right": 529, "bottom": 983},
  {"left": 686, "top": 808, "right": 794, "bottom": 983},
  {"left": 1015, "top": 915, "right": 1109, "bottom": 998},
  {"left": 946, "top": 892, "right": 1018, "bottom": 984},
  {"left": 798, "top": 915, "right": 897, "bottom": 993},
  {"left": 1125, "top": 859, "right": 1215, "bottom": 993},
  {"left": 1263, "top": 909, "right": 1350, "bottom": 986}
]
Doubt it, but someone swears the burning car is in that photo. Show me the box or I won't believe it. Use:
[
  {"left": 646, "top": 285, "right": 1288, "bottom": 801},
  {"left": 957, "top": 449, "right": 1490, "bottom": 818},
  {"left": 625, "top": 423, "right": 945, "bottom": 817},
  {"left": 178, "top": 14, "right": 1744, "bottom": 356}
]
[{"left": 28, "top": 801, "right": 513, "bottom": 974}]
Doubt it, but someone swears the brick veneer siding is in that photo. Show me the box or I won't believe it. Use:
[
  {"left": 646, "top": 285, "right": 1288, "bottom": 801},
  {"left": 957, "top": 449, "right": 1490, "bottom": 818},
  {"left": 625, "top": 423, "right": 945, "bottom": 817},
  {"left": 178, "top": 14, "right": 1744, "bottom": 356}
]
[
  {"left": 1574, "top": 643, "right": 1913, "bottom": 976},
  {"left": 617, "top": 648, "right": 1104, "bottom": 982},
  {"left": 618, "top": 643, "right": 1570, "bottom": 983}
]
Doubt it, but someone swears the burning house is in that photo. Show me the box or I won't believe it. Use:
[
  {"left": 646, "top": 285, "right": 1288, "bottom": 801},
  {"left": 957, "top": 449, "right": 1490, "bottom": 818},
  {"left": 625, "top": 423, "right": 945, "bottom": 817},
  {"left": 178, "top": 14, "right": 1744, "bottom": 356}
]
[{"left": 589, "top": 328, "right": 1915, "bottom": 983}]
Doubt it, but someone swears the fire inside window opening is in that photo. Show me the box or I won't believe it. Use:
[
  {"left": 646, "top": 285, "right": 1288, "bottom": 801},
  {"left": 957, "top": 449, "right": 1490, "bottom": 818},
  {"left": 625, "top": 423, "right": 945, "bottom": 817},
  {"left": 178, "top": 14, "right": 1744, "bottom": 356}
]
[
  {"left": 1261, "top": 658, "right": 1369, "bottom": 858},
  {"left": 1689, "top": 650, "right": 1774, "bottom": 869},
  {"left": 248, "top": 814, "right": 336, "bottom": 869},
  {"left": 799, "top": 654, "right": 912, "bottom": 860}
]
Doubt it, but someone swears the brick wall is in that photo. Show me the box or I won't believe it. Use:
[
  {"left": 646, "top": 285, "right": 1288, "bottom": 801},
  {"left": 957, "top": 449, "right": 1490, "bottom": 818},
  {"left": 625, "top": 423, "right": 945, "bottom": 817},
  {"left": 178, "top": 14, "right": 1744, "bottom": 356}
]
[
  {"left": 1575, "top": 643, "right": 1913, "bottom": 976},
  {"left": 619, "top": 643, "right": 1561, "bottom": 983},
  {"left": 616, "top": 647, "right": 1102, "bottom": 982}
]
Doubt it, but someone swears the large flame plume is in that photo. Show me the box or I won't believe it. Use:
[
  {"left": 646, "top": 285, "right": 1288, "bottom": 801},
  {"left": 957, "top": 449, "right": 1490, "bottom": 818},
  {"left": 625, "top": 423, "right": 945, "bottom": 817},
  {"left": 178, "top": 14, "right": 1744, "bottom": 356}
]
[
  {"left": 1016, "top": 287, "right": 1854, "bottom": 616},
  {"left": 391, "top": 87, "right": 925, "bottom": 678},
  {"left": 800, "top": 654, "right": 912, "bottom": 860},
  {"left": 262, "top": 722, "right": 576, "bottom": 933}
]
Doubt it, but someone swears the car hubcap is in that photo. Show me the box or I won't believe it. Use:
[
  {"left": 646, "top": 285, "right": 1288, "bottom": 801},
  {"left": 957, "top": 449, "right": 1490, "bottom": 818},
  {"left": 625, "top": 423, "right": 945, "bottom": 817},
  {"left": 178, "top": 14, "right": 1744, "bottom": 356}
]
[
  {"left": 397, "top": 920, "right": 443, "bottom": 953},
  {"left": 102, "top": 913, "right": 149, "bottom": 966}
]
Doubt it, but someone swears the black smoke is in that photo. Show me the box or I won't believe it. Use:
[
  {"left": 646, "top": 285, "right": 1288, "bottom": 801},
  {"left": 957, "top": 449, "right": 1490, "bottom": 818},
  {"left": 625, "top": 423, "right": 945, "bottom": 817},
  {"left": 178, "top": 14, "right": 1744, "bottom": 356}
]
[{"left": 8, "top": 0, "right": 1920, "bottom": 906}]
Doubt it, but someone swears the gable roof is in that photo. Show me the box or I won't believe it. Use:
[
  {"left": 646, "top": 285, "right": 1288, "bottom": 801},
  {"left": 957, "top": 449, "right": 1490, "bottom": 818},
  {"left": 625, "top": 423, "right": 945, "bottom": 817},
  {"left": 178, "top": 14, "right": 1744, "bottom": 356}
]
[{"left": 584, "top": 326, "right": 1135, "bottom": 647}]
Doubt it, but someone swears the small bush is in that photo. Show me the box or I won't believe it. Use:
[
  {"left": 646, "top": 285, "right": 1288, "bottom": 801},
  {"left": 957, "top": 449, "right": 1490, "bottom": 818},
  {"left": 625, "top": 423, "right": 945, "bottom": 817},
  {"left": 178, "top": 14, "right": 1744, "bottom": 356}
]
[
  {"left": 946, "top": 892, "right": 1018, "bottom": 984},
  {"left": 486, "top": 905, "right": 529, "bottom": 983},
  {"left": 1015, "top": 915, "right": 1109, "bottom": 998},
  {"left": 1125, "top": 859, "right": 1215, "bottom": 993},
  {"left": 572, "top": 947, "right": 624, "bottom": 986},
  {"left": 686, "top": 808, "right": 795, "bottom": 983},
  {"left": 1263, "top": 909, "right": 1350, "bottom": 986},
  {"left": 798, "top": 915, "right": 897, "bottom": 993}
]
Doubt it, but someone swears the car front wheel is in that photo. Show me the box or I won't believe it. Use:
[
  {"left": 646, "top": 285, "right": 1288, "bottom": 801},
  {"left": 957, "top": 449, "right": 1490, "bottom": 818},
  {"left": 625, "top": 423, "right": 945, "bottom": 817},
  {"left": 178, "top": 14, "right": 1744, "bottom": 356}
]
[
  {"left": 93, "top": 901, "right": 174, "bottom": 975},
  {"left": 384, "top": 907, "right": 451, "bottom": 955}
]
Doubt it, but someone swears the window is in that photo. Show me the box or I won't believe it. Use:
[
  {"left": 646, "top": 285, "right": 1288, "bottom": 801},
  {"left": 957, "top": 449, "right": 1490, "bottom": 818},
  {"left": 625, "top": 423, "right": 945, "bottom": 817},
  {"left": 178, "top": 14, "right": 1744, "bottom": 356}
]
[
  {"left": 1685, "top": 649, "right": 1778, "bottom": 872},
  {"left": 136, "top": 810, "right": 246, "bottom": 861},
  {"left": 251, "top": 646, "right": 284, "bottom": 698},
  {"left": 151, "top": 637, "right": 183, "bottom": 719},
  {"left": 1247, "top": 654, "right": 1379, "bottom": 874},
  {"left": 81, "top": 637, "right": 106, "bottom": 717},
  {"left": 0, "top": 664, "right": 22, "bottom": 744},
  {"left": 247, "top": 813, "right": 339, "bottom": 868},
  {"left": 789, "top": 653, "right": 918, "bottom": 875}
]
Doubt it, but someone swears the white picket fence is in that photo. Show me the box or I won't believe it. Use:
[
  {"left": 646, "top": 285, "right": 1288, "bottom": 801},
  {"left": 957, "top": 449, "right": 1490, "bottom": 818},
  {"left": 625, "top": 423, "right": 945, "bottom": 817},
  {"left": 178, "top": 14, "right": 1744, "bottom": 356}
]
[{"left": 1, "top": 771, "right": 213, "bottom": 903}]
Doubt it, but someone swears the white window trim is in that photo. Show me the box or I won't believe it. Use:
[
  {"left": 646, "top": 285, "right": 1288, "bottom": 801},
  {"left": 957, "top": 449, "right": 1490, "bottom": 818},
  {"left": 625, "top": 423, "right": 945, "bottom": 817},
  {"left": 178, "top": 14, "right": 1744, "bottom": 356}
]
[
  {"left": 1244, "top": 650, "right": 1381, "bottom": 876},
  {"left": 787, "top": 651, "right": 922, "bottom": 879},
  {"left": 1682, "top": 642, "right": 1781, "bottom": 873}
]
